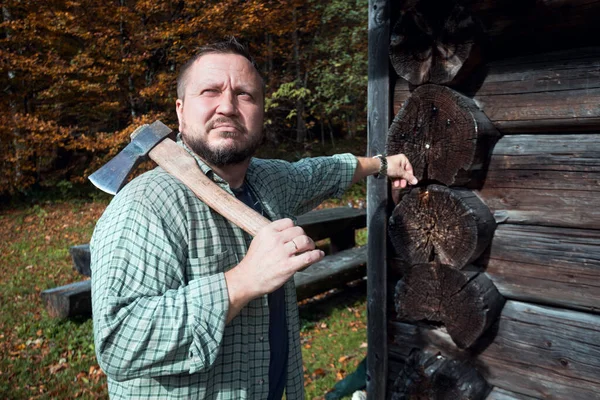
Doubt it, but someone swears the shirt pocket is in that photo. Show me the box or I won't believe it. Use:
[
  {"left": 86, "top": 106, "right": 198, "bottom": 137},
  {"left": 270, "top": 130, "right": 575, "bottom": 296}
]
[{"left": 186, "top": 250, "right": 238, "bottom": 279}]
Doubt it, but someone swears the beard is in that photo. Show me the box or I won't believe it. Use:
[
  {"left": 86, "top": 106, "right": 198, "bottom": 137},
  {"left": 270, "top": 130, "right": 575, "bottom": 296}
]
[{"left": 182, "top": 117, "right": 263, "bottom": 167}]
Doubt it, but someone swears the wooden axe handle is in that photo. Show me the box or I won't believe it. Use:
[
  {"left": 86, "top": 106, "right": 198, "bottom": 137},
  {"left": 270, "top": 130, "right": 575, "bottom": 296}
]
[{"left": 149, "top": 137, "right": 271, "bottom": 236}]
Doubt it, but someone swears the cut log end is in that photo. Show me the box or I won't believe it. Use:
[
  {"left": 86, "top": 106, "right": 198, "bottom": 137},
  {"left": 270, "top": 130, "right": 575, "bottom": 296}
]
[
  {"left": 391, "top": 349, "right": 491, "bottom": 399},
  {"left": 389, "top": 185, "right": 496, "bottom": 268},
  {"left": 387, "top": 84, "right": 498, "bottom": 187},
  {"left": 389, "top": 1, "right": 479, "bottom": 85},
  {"left": 394, "top": 263, "right": 505, "bottom": 349}
]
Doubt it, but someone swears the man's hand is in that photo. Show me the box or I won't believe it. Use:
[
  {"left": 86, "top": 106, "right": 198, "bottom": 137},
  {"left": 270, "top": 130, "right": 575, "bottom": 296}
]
[
  {"left": 387, "top": 153, "right": 418, "bottom": 189},
  {"left": 224, "top": 218, "right": 324, "bottom": 322},
  {"left": 352, "top": 154, "right": 418, "bottom": 187}
]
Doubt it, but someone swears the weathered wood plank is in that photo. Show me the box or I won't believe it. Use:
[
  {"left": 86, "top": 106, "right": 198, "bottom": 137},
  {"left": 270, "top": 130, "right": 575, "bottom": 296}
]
[
  {"left": 389, "top": 300, "right": 600, "bottom": 400},
  {"left": 486, "top": 387, "right": 540, "bottom": 400},
  {"left": 479, "top": 189, "right": 600, "bottom": 229},
  {"left": 40, "top": 280, "right": 92, "bottom": 319},
  {"left": 294, "top": 246, "right": 367, "bottom": 300},
  {"left": 393, "top": 48, "right": 600, "bottom": 133},
  {"left": 481, "top": 224, "right": 600, "bottom": 313},
  {"left": 471, "top": 134, "right": 600, "bottom": 229},
  {"left": 367, "top": 0, "right": 391, "bottom": 397}
]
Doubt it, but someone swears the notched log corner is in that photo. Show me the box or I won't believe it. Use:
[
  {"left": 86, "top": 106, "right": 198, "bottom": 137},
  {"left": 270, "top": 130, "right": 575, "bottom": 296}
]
[
  {"left": 394, "top": 263, "right": 505, "bottom": 349},
  {"left": 390, "top": 348, "right": 490, "bottom": 400},
  {"left": 389, "top": 0, "right": 482, "bottom": 86},
  {"left": 387, "top": 84, "right": 499, "bottom": 189},
  {"left": 389, "top": 184, "right": 495, "bottom": 268}
]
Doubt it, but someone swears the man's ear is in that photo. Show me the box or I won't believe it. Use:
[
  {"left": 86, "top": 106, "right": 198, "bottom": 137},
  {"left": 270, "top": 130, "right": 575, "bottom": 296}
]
[{"left": 175, "top": 99, "right": 184, "bottom": 132}]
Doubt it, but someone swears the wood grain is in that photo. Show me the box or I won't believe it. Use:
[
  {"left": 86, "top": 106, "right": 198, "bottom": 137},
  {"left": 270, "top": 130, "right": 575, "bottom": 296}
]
[
  {"left": 394, "top": 48, "right": 600, "bottom": 133},
  {"left": 389, "top": 300, "right": 600, "bottom": 399}
]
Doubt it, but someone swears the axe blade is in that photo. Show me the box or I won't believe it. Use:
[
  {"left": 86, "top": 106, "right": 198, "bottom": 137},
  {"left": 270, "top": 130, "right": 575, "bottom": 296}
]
[{"left": 88, "top": 121, "right": 172, "bottom": 195}]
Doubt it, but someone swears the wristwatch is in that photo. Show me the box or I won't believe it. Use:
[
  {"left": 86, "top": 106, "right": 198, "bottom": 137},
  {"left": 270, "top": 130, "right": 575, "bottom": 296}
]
[{"left": 373, "top": 154, "right": 387, "bottom": 179}]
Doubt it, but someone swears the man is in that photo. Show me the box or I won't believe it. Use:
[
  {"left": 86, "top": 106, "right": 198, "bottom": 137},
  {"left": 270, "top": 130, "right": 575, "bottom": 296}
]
[{"left": 91, "top": 38, "right": 417, "bottom": 399}]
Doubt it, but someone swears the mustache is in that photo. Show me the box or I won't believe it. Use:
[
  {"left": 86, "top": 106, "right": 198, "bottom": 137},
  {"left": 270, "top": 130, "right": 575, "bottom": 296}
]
[{"left": 206, "top": 117, "right": 246, "bottom": 135}]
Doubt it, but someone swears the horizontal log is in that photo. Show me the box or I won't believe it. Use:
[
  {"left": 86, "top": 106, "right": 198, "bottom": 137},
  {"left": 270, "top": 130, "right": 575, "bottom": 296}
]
[
  {"left": 486, "top": 387, "right": 540, "bottom": 400},
  {"left": 40, "top": 280, "right": 92, "bottom": 319},
  {"left": 389, "top": 300, "right": 600, "bottom": 399},
  {"left": 394, "top": 47, "right": 600, "bottom": 133},
  {"left": 473, "top": 134, "right": 600, "bottom": 229},
  {"left": 458, "top": 1, "right": 600, "bottom": 59},
  {"left": 480, "top": 224, "right": 600, "bottom": 313}
]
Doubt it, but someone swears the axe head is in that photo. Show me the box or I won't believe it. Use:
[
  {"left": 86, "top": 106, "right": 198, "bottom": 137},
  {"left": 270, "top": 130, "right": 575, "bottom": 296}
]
[{"left": 88, "top": 120, "right": 172, "bottom": 195}]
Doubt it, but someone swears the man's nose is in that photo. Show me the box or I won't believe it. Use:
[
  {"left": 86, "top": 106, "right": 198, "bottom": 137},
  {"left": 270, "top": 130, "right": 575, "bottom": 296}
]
[{"left": 216, "top": 91, "right": 238, "bottom": 116}]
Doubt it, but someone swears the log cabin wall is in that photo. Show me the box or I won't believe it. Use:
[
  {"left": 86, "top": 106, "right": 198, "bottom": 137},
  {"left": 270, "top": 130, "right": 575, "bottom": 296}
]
[{"left": 367, "top": 1, "right": 600, "bottom": 399}]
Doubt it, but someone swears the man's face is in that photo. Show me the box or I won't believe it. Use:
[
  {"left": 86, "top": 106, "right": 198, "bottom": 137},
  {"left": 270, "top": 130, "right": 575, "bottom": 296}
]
[{"left": 176, "top": 53, "right": 265, "bottom": 167}]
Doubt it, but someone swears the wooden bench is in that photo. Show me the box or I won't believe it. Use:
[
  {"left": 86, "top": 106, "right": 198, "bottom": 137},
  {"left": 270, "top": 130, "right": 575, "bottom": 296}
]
[{"left": 42, "top": 207, "right": 367, "bottom": 318}]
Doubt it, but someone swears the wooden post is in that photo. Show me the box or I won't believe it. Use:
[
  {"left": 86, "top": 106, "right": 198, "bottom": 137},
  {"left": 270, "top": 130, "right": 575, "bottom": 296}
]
[{"left": 367, "top": 0, "right": 390, "bottom": 397}]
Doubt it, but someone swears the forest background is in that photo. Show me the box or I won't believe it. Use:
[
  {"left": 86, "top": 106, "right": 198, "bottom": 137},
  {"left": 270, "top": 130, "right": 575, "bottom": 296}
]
[{"left": 1, "top": 0, "right": 369, "bottom": 199}]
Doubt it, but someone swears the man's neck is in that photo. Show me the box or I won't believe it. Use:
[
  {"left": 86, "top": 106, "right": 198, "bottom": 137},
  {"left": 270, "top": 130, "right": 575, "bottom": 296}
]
[{"left": 204, "top": 158, "right": 251, "bottom": 189}]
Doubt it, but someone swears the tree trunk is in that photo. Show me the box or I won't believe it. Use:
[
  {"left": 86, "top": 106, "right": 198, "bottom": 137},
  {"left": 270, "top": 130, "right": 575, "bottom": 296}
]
[
  {"left": 389, "top": 0, "right": 481, "bottom": 85},
  {"left": 389, "top": 185, "right": 496, "bottom": 269},
  {"left": 292, "top": 7, "right": 307, "bottom": 143},
  {"left": 387, "top": 84, "right": 498, "bottom": 187},
  {"left": 2, "top": 5, "right": 23, "bottom": 190},
  {"left": 394, "top": 263, "right": 505, "bottom": 349}
]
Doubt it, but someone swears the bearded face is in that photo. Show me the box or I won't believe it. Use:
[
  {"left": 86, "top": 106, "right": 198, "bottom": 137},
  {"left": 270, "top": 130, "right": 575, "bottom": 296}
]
[
  {"left": 175, "top": 52, "right": 265, "bottom": 168},
  {"left": 181, "top": 116, "right": 263, "bottom": 167}
]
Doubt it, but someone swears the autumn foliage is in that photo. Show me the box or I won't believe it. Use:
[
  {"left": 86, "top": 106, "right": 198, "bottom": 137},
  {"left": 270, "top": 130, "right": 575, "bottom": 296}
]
[{"left": 0, "top": 0, "right": 368, "bottom": 195}]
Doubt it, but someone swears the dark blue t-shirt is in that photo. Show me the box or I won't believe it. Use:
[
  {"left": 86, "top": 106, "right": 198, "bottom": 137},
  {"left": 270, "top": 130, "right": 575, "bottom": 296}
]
[{"left": 232, "top": 183, "right": 288, "bottom": 400}]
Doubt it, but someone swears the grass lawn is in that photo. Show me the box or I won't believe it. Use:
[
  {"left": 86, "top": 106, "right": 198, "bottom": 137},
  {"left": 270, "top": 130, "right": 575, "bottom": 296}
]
[{"left": 0, "top": 183, "right": 367, "bottom": 399}]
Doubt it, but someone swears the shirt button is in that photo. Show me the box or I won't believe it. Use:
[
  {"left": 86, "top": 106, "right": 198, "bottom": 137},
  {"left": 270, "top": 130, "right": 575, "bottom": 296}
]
[
  {"left": 258, "top": 378, "right": 264, "bottom": 385},
  {"left": 259, "top": 336, "right": 264, "bottom": 342}
]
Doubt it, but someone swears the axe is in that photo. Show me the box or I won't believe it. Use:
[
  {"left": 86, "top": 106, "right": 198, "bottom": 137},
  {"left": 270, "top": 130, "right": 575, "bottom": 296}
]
[{"left": 88, "top": 120, "right": 270, "bottom": 236}]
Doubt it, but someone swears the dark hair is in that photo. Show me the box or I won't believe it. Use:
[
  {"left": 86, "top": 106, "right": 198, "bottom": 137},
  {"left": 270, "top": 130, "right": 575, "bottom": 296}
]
[{"left": 176, "top": 37, "right": 261, "bottom": 99}]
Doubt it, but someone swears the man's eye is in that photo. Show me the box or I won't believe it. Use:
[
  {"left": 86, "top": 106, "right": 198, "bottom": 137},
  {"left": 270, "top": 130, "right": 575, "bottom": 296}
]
[
  {"left": 202, "top": 89, "right": 219, "bottom": 95},
  {"left": 238, "top": 92, "right": 253, "bottom": 100}
]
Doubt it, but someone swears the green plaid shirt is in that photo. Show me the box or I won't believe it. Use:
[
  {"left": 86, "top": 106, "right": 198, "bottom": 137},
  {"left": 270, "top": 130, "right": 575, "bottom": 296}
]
[{"left": 90, "top": 142, "right": 357, "bottom": 400}]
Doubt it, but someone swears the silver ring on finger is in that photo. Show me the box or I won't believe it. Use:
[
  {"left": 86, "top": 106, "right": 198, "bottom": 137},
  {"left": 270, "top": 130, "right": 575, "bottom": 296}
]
[{"left": 291, "top": 239, "right": 298, "bottom": 252}]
